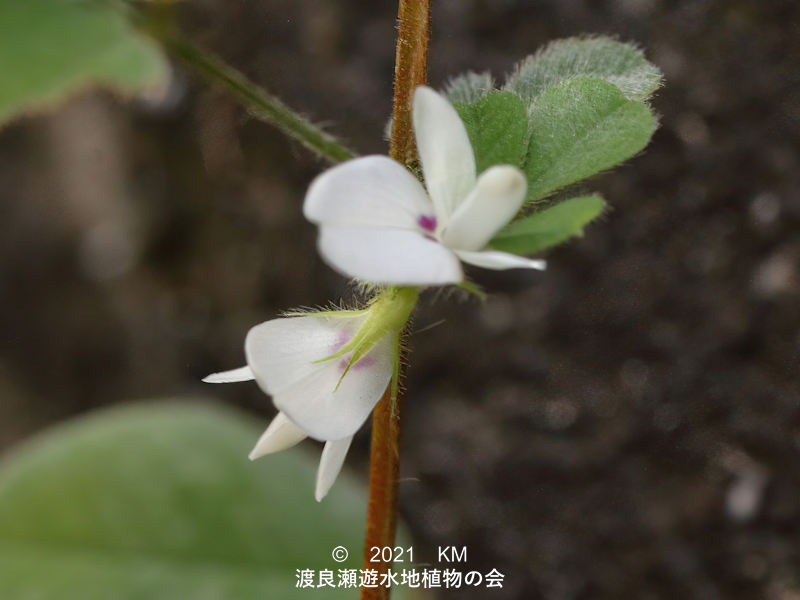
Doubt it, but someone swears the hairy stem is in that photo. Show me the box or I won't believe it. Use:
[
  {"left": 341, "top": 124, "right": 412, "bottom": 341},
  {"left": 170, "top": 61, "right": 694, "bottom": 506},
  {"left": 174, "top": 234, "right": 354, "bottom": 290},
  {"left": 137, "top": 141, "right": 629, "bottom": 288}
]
[
  {"left": 140, "top": 14, "right": 355, "bottom": 164},
  {"left": 361, "top": 2, "right": 431, "bottom": 599},
  {"left": 388, "top": 0, "right": 432, "bottom": 167}
]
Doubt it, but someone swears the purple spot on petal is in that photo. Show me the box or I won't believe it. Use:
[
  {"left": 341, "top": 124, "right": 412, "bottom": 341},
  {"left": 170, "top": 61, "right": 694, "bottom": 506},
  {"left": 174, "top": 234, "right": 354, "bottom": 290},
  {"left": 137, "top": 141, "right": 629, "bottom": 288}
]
[
  {"left": 331, "top": 330, "right": 351, "bottom": 353},
  {"left": 417, "top": 214, "right": 437, "bottom": 232},
  {"left": 339, "top": 354, "right": 375, "bottom": 373},
  {"left": 332, "top": 329, "right": 376, "bottom": 374},
  {"left": 356, "top": 355, "right": 375, "bottom": 369}
]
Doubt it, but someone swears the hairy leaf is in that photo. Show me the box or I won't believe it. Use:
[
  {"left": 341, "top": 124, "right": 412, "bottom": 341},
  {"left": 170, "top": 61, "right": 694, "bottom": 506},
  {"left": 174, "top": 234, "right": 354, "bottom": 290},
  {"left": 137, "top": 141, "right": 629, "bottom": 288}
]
[
  {"left": 443, "top": 71, "right": 494, "bottom": 105},
  {"left": 491, "top": 195, "right": 605, "bottom": 254},
  {"left": 505, "top": 36, "right": 662, "bottom": 104},
  {"left": 524, "top": 78, "right": 656, "bottom": 201},
  {"left": 454, "top": 91, "right": 528, "bottom": 173}
]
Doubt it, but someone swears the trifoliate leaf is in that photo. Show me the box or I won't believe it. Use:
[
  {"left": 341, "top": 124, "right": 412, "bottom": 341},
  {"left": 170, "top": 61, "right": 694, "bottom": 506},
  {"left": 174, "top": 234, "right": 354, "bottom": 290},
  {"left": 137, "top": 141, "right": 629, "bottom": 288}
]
[
  {"left": 454, "top": 91, "right": 528, "bottom": 173},
  {"left": 443, "top": 71, "right": 494, "bottom": 105},
  {"left": 490, "top": 195, "right": 605, "bottom": 254},
  {"left": 0, "top": 0, "right": 168, "bottom": 126},
  {"left": 524, "top": 78, "right": 656, "bottom": 202},
  {"left": 504, "top": 36, "right": 663, "bottom": 104}
]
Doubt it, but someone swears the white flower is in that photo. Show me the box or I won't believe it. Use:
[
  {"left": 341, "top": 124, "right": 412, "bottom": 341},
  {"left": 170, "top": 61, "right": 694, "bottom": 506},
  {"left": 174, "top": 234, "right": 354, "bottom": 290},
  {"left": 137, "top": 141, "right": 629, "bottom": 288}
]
[
  {"left": 204, "top": 310, "right": 395, "bottom": 501},
  {"left": 253, "top": 409, "right": 355, "bottom": 503},
  {"left": 303, "top": 85, "right": 546, "bottom": 286}
]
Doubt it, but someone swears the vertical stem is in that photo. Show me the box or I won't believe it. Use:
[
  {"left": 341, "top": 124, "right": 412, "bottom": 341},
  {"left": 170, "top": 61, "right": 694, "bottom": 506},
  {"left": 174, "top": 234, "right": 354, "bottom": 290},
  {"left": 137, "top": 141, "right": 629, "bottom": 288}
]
[
  {"left": 388, "top": 0, "right": 432, "bottom": 167},
  {"left": 361, "top": 2, "right": 430, "bottom": 599},
  {"left": 361, "top": 384, "right": 400, "bottom": 597}
]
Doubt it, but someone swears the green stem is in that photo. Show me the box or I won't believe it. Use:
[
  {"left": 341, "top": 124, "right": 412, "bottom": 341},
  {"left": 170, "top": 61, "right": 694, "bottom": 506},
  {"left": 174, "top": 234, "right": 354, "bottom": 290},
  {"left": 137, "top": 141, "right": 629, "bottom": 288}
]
[{"left": 140, "top": 15, "right": 355, "bottom": 164}]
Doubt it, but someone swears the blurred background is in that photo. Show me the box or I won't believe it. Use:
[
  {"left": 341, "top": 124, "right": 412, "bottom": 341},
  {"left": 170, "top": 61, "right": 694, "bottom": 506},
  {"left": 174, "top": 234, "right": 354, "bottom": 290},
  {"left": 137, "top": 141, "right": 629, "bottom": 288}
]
[{"left": 1, "top": 0, "right": 799, "bottom": 598}]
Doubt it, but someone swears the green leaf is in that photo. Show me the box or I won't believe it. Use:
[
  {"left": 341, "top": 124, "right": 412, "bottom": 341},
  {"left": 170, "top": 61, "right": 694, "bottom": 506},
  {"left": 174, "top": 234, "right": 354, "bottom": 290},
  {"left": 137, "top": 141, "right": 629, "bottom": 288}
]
[
  {"left": 0, "top": 402, "right": 416, "bottom": 600},
  {"left": 490, "top": 195, "right": 605, "bottom": 254},
  {"left": 443, "top": 71, "right": 494, "bottom": 105},
  {"left": 524, "top": 78, "right": 656, "bottom": 202},
  {"left": 0, "top": 0, "right": 168, "bottom": 126},
  {"left": 504, "top": 36, "right": 663, "bottom": 104},
  {"left": 454, "top": 91, "right": 528, "bottom": 173}
]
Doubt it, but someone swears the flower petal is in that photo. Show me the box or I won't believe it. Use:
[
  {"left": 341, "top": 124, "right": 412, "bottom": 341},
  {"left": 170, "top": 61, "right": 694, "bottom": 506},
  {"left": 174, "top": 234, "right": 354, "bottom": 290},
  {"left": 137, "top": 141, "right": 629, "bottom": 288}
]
[
  {"left": 455, "top": 249, "right": 547, "bottom": 271},
  {"left": 202, "top": 366, "right": 254, "bottom": 383},
  {"left": 248, "top": 412, "right": 307, "bottom": 460},
  {"left": 442, "top": 165, "right": 528, "bottom": 251},
  {"left": 317, "top": 226, "right": 463, "bottom": 285},
  {"left": 270, "top": 330, "right": 395, "bottom": 440},
  {"left": 303, "top": 155, "right": 433, "bottom": 230},
  {"left": 413, "top": 86, "right": 476, "bottom": 221},
  {"left": 245, "top": 314, "right": 365, "bottom": 396},
  {"left": 315, "top": 436, "right": 353, "bottom": 502}
]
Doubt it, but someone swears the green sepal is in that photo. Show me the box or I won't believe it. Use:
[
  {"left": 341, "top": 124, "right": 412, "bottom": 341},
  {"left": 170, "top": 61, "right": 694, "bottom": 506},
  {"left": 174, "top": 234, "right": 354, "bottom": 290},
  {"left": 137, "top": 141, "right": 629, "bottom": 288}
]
[
  {"left": 282, "top": 308, "right": 368, "bottom": 319},
  {"left": 524, "top": 78, "right": 656, "bottom": 202},
  {"left": 313, "top": 287, "right": 418, "bottom": 387},
  {"left": 388, "top": 335, "right": 402, "bottom": 420},
  {"left": 453, "top": 91, "right": 528, "bottom": 173},
  {"left": 490, "top": 195, "right": 606, "bottom": 254},
  {"left": 457, "top": 280, "right": 487, "bottom": 301}
]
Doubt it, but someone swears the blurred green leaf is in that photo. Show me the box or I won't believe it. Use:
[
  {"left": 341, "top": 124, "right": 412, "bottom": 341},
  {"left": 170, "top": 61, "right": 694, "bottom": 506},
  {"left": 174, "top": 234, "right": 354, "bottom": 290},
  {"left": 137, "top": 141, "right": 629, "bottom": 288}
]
[
  {"left": 454, "top": 91, "right": 528, "bottom": 173},
  {"left": 0, "top": 402, "right": 414, "bottom": 599},
  {"left": 0, "top": 0, "right": 168, "bottom": 126},
  {"left": 504, "top": 36, "right": 663, "bottom": 104},
  {"left": 524, "top": 78, "right": 656, "bottom": 202},
  {"left": 490, "top": 195, "right": 605, "bottom": 254},
  {"left": 443, "top": 71, "right": 494, "bottom": 105}
]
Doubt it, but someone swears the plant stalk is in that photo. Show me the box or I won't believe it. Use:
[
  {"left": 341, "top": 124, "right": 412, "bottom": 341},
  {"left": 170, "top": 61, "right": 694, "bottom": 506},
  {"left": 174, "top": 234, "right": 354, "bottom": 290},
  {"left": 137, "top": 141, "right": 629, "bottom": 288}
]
[
  {"left": 139, "top": 12, "right": 355, "bottom": 164},
  {"left": 361, "top": 2, "right": 431, "bottom": 598},
  {"left": 388, "top": 0, "right": 432, "bottom": 167}
]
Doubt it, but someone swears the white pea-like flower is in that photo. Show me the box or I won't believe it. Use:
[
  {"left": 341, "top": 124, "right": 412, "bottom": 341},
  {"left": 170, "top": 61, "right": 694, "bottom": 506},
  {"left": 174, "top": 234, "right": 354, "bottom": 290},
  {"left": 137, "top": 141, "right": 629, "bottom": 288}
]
[
  {"left": 204, "top": 288, "right": 415, "bottom": 500},
  {"left": 303, "top": 85, "right": 546, "bottom": 285},
  {"left": 204, "top": 311, "right": 395, "bottom": 501}
]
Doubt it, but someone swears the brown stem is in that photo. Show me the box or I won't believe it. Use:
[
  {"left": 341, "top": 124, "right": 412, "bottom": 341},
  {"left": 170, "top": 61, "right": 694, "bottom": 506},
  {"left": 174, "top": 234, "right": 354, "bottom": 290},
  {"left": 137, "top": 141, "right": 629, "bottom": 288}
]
[
  {"left": 361, "top": 2, "right": 430, "bottom": 599},
  {"left": 361, "top": 384, "right": 401, "bottom": 599},
  {"left": 388, "top": 0, "right": 432, "bottom": 167}
]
